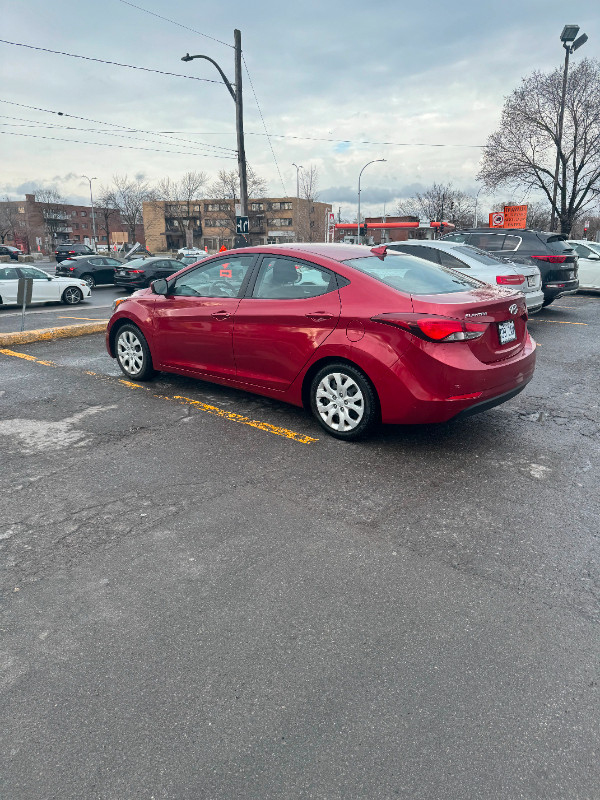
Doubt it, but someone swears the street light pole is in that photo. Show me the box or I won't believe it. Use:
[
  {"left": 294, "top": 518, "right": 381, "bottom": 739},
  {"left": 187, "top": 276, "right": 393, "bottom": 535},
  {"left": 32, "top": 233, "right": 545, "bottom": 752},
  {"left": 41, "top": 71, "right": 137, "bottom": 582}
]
[
  {"left": 550, "top": 25, "right": 588, "bottom": 232},
  {"left": 182, "top": 29, "right": 248, "bottom": 224},
  {"left": 473, "top": 186, "right": 483, "bottom": 228},
  {"left": 292, "top": 163, "right": 303, "bottom": 200},
  {"left": 357, "top": 159, "right": 386, "bottom": 244},
  {"left": 82, "top": 175, "right": 97, "bottom": 251}
]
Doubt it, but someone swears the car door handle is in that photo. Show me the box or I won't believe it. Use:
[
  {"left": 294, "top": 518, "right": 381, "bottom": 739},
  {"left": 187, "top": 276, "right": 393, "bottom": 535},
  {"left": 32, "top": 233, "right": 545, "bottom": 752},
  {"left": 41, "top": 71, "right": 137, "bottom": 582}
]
[
  {"left": 211, "top": 310, "right": 231, "bottom": 320},
  {"left": 305, "top": 312, "right": 334, "bottom": 321}
]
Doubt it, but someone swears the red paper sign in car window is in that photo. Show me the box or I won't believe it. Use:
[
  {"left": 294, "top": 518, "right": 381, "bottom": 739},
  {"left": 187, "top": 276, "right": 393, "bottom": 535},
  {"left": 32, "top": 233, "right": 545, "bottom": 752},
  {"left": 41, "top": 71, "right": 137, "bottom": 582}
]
[{"left": 220, "top": 263, "right": 232, "bottom": 278}]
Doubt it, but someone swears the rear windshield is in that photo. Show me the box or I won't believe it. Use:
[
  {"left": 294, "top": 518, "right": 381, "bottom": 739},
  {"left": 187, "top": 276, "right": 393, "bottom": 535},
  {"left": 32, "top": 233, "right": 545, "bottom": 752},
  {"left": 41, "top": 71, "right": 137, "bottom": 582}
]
[
  {"left": 341, "top": 253, "right": 483, "bottom": 295},
  {"left": 540, "top": 234, "right": 576, "bottom": 253},
  {"left": 125, "top": 258, "right": 149, "bottom": 269},
  {"left": 454, "top": 245, "right": 505, "bottom": 265}
]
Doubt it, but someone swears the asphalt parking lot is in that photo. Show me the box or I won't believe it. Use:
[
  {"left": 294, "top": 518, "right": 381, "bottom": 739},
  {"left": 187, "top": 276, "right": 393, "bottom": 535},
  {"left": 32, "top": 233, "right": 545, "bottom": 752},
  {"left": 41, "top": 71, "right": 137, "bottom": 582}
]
[{"left": 1, "top": 293, "right": 599, "bottom": 799}]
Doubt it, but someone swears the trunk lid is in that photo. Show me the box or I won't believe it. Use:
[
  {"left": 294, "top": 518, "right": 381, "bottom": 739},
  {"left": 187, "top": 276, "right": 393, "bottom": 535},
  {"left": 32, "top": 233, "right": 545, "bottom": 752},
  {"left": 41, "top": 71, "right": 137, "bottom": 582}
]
[{"left": 410, "top": 286, "right": 528, "bottom": 364}]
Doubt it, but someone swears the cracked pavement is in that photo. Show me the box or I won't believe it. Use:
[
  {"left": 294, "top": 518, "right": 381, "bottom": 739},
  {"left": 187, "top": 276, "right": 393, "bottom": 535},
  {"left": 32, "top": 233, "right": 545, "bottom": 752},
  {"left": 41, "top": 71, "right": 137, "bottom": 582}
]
[{"left": 0, "top": 294, "right": 599, "bottom": 799}]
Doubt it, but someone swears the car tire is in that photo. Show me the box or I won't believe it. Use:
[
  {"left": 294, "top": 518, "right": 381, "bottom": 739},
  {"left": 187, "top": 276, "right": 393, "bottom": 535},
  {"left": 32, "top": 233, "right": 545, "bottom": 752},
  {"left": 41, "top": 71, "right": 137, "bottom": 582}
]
[
  {"left": 115, "top": 324, "right": 156, "bottom": 381},
  {"left": 81, "top": 273, "right": 95, "bottom": 289},
  {"left": 309, "top": 363, "right": 378, "bottom": 441},
  {"left": 61, "top": 286, "right": 83, "bottom": 305}
]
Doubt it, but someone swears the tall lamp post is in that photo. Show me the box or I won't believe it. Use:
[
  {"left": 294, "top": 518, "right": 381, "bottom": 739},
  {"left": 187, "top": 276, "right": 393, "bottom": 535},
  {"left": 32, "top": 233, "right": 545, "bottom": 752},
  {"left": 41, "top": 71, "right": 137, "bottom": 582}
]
[
  {"left": 473, "top": 186, "right": 483, "bottom": 228},
  {"left": 549, "top": 24, "right": 588, "bottom": 232},
  {"left": 182, "top": 30, "right": 248, "bottom": 231},
  {"left": 292, "top": 163, "right": 303, "bottom": 200},
  {"left": 358, "top": 159, "right": 386, "bottom": 243},
  {"left": 82, "top": 175, "right": 97, "bottom": 251}
]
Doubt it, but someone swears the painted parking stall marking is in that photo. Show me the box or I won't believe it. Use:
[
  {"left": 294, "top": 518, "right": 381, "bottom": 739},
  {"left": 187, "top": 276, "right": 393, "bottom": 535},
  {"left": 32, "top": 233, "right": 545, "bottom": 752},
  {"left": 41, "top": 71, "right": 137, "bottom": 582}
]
[{"left": 1, "top": 348, "right": 319, "bottom": 446}]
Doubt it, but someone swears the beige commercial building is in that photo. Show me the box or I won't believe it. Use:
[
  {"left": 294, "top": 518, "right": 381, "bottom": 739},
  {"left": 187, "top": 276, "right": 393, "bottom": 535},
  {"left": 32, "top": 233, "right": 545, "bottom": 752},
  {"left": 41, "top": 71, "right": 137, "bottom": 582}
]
[{"left": 143, "top": 197, "right": 333, "bottom": 253}]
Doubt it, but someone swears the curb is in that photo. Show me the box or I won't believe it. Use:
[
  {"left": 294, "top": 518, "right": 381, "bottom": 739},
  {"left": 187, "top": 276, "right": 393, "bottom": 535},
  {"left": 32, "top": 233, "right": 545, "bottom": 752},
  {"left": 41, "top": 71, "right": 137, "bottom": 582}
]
[{"left": 0, "top": 321, "right": 108, "bottom": 347}]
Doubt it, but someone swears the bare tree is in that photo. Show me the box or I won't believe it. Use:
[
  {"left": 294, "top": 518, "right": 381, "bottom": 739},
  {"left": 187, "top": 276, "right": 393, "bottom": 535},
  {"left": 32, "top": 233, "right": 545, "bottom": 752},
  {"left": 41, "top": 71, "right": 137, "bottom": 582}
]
[
  {"left": 209, "top": 166, "right": 267, "bottom": 200},
  {"left": 34, "top": 188, "right": 68, "bottom": 246},
  {"left": 297, "top": 164, "right": 320, "bottom": 242},
  {"left": 0, "top": 197, "right": 18, "bottom": 244},
  {"left": 154, "top": 171, "right": 207, "bottom": 248},
  {"left": 111, "top": 175, "right": 153, "bottom": 244},
  {"left": 397, "top": 183, "right": 474, "bottom": 229},
  {"left": 95, "top": 186, "right": 120, "bottom": 250},
  {"left": 478, "top": 58, "right": 600, "bottom": 235}
]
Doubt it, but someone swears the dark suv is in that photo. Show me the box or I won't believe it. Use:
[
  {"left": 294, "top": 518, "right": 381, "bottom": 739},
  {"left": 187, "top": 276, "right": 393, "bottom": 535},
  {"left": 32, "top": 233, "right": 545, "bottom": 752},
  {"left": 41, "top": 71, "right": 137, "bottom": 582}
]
[
  {"left": 442, "top": 228, "right": 578, "bottom": 306},
  {"left": 55, "top": 243, "right": 95, "bottom": 263}
]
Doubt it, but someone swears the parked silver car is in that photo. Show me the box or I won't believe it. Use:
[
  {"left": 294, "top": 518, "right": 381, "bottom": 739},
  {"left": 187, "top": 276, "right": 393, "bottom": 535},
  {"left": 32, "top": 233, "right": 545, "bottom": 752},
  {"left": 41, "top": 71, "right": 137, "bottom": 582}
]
[{"left": 385, "top": 240, "right": 544, "bottom": 314}]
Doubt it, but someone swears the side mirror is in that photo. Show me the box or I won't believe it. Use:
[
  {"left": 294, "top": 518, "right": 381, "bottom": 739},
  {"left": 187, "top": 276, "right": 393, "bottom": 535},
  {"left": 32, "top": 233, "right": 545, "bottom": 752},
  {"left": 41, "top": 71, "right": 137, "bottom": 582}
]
[
  {"left": 588, "top": 254, "right": 600, "bottom": 261},
  {"left": 151, "top": 278, "right": 169, "bottom": 295}
]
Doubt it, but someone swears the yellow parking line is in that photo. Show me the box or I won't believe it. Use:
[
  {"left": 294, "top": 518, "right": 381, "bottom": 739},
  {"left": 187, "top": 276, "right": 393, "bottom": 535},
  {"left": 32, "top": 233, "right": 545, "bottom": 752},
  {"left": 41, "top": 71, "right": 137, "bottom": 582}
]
[
  {"left": 0, "top": 348, "right": 56, "bottom": 366},
  {"left": 0, "top": 348, "right": 318, "bottom": 445},
  {"left": 57, "top": 316, "right": 108, "bottom": 321}
]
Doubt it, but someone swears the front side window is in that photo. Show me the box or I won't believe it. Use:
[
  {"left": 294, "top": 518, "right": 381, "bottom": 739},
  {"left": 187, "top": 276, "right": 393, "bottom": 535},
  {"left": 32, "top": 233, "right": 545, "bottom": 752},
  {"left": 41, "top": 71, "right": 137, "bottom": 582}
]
[
  {"left": 172, "top": 256, "right": 254, "bottom": 298},
  {"left": 252, "top": 257, "right": 336, "bottom": 299},
  {"left": 342, "top": 254, "right": 483, "bottom": 295}
]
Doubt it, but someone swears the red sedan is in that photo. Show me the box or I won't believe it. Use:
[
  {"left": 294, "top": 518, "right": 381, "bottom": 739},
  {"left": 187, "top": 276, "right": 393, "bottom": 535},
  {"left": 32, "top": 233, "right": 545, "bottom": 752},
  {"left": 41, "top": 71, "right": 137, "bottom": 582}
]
[{"left": 106, "top": 243, "right": 536, "bottom": 440}]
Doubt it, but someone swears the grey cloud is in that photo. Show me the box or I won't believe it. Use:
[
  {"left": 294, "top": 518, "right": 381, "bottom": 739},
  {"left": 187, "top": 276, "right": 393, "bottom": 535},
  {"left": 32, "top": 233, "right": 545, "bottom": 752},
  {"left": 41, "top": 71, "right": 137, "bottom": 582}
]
[{"left": 322, "top": 184, "right": 426, "bottom": 204}]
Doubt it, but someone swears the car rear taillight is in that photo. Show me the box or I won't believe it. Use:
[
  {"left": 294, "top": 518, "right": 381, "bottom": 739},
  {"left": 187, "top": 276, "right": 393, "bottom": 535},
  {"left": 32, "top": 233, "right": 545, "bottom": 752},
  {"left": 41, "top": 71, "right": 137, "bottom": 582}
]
[
  {"left": 372, "top": 314, "right": 488, "bottom": 342},
  {"left": 530, "top": 255, "right": 567, "bottom": 264},
  {"left": 68, "top": 250, "right": 76, "bottom": 254},
  {"left": 128, "top": 269, "right": 145, "bottom": 274},
  {"left": 496, "top": 274, "right": 525, "bottom": 285},
  {"left": 68, "top": 267, "right": 75, "bottom": 271}
]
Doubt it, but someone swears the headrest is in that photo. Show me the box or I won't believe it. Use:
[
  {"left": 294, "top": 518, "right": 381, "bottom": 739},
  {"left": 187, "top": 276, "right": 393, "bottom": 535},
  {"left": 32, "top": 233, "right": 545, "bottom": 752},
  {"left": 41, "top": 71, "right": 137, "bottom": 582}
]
[{"left": 272, "top": 261, "right": 298, "bottom": 284}]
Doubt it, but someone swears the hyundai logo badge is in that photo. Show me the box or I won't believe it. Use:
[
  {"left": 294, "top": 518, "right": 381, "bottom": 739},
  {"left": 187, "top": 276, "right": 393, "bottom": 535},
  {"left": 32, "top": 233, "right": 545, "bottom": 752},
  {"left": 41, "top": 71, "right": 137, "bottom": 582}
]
[{"left": 509, "top": 304, "right": 518, "bottom": 315}]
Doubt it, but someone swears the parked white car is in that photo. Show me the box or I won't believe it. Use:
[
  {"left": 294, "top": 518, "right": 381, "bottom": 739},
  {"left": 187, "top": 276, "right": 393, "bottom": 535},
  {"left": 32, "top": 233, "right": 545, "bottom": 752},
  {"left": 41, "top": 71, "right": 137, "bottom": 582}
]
[
  {"left": 177, "top": 246, "right": 204, "bottom": 257},
  {"left": 385, "top": 240, "right": 544, "bottom": 314},
  {"left": 567, "top": 241, "right": 600, "bottom": 290},
  {"left": 0, "top": 265, "right": 90, "bottom": 306}
]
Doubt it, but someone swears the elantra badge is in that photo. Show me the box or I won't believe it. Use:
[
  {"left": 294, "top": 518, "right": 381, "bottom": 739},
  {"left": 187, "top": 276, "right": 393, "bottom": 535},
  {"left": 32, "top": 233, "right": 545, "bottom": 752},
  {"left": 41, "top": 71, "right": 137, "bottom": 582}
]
[{"left": 509, "top": 304, "right": 518, "bottom": 315}]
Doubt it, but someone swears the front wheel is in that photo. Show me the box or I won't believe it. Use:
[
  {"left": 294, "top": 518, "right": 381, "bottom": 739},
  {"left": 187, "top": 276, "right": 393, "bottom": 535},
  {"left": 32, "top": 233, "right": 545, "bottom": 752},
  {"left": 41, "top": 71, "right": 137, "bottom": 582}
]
[
  {"left": 310, "top": 363, "right": 378, "bottom": 440},
  {"left": 115, "top": 324, "right": 155, "bottom": 381},
  {"left": 62, "top": 286, "right": 83, "bottom": 305}
]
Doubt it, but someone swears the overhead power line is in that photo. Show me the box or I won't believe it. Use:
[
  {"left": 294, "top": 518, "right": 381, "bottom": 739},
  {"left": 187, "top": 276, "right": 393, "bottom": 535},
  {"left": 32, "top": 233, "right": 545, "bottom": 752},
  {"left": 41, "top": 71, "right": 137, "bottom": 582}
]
[
  {"left": 117, "top": 0, "right": 233, "bottom": 48},
  {"left": 0, "top": 100, "right": 237, "bottom": 154},
  {"left": 0, "top": 39, "right": 224, "bottom": 83},
  {"left": 242, "top": 54, "right": 286, "bottom": 195},
  {"left": 0, "top": 130, "right": 237, "bottom": 159}
]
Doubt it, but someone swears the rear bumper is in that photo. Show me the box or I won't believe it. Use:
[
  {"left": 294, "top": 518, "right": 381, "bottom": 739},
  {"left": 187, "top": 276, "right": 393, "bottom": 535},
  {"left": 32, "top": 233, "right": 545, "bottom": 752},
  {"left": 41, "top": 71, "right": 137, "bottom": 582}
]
[
  {"left": 114, "top": 278, "right": 146, "bottom": 289},
  {"left": 524, "top": 288, "right": 544, "bottom": 314},
  {"left": 379, "top": 334, "right": 537, "bottom": 424},
  {"left": 543, "top": 279, "right": 579, "bottom": 301}
]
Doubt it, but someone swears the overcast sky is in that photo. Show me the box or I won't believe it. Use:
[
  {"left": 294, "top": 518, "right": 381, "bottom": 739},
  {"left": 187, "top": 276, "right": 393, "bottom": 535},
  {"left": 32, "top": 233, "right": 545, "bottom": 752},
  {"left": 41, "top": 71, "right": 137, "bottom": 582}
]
[{"left": 1, "top": 0, "right": 598, "bottom": 218}]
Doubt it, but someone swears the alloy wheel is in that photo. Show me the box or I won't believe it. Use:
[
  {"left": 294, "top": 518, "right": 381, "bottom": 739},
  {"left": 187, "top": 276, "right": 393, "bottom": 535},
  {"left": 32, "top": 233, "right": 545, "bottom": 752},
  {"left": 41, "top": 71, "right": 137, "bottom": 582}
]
[
  {"left": 315, "top": 371, "right": 365, "bottom": 432},
  {"left": 63, "top": 287, "right": 82, "bottom": 304},
  {"left": 117, "top": 330, "right": 145, "bottom": 376}
]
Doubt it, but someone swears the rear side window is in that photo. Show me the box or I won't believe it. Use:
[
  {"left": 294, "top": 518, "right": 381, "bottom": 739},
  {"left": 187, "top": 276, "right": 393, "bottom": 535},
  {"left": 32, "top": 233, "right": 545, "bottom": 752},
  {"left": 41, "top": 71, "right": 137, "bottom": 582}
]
[
  {"left": 468, "top": 233, "right": 505, "bottom": 251},
  {"left": 341, "top": 254, "right": 483, "bottom": 295},
  {"left": 441, "top": 233, "right": 468, "bottom": 243},
  {"left": 0, "top": 267, "right": 18, "bottom": 280},
  {"left": 437, "top": 250, "right": 468, "bottom": 269}
]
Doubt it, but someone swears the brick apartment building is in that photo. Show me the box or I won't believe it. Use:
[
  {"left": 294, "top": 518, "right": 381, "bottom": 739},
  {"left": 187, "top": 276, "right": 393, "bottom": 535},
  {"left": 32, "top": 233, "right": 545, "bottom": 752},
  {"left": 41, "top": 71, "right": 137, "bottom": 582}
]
[
  {"left": 0, "top": 194, "right": 144, "bottom": 255},
  {"left": 143, "top": 197, "right": 333, "bottom": 253}
]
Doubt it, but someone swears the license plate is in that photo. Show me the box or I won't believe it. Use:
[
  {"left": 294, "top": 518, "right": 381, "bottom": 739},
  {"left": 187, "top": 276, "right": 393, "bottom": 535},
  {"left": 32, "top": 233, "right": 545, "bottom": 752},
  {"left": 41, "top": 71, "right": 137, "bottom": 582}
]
[
  {"left": 527, "top": 275, "right": 537, "bottom": 287},
  {"left": 498, "top": 320, "right": 517, "bottom": 345},
  {"left": 117, "top": 270, "right": 127, "bottom": 276},
  {"left": 568, "top": 271, "right": 575, "bottom": 279}
]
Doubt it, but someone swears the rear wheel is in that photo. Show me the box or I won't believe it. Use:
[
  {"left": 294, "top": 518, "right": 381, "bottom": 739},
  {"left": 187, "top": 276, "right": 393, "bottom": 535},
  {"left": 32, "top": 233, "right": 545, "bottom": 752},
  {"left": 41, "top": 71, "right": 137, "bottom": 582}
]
[
  {"left": 62, "top": 286, "right": 83, "bottom": 305},
  {"left": 310, "top": 363, "right": 377, "bottom": 440},
  {"left": 115, "top": 324, "right": 155, "bottom": 381},
  {"left": 81, "top": 273, "right": 95, "bottom": 289}
]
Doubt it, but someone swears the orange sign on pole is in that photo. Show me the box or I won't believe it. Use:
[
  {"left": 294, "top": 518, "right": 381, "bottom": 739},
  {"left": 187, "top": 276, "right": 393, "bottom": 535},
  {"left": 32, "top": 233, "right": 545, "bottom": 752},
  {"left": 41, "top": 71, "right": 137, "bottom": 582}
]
[
  {"left": 503, "top": 205, "right": 527, "bottom": 229},
  {"left": 489, "top": 212, "right": 505, "bottom": 228}
]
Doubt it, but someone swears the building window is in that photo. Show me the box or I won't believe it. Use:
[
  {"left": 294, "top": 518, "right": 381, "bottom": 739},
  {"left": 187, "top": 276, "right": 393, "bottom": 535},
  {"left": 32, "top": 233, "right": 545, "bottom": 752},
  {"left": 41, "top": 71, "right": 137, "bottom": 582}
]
[
  {"left": 80, "top": 211, "right": 87, "bottom": 217},
  {"left": 101, "top": 235, "right": 107, "bottom": 242},
  {"left": 270, "top": 218, "right": 293, "bottom": 227},
  {"left": 205, "top": 218, "right": 231, "bottom": 228},
  {"left": 71, "top": 211, "right": 77, "bottom": 217},
  {"left": 72, "top": 235, "right": 80, "bottom": 241},
  {"left": 251, "top": 203, "right": 264, "bottom": 211},
  {"left": 269, "top": 202, "right": 281, "bottom": 211},
  {"left": 204, "top": 203, "right": 231, "bottom": 212},
  {"left": 18, "top": 206, "right": 25, "bottom": 214},
  {"left": 72, "top": 223, "right": 79, "bottom": 230},
  {"left": 82, "top": 223, "right": 88, "bottom": 229},
  {"left": 281, "top": 202, "right": 293, "bottom": 210}
]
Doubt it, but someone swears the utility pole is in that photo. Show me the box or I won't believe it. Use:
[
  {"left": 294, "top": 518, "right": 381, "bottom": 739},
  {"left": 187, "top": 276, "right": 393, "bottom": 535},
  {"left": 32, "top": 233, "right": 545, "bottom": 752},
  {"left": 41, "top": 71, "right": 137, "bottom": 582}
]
[
  {"left": 82, "top": 176, "right": 97, "bottom": 251},
  {"left": 182, "top": 29, "right": 248, "bottom": 233}
]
